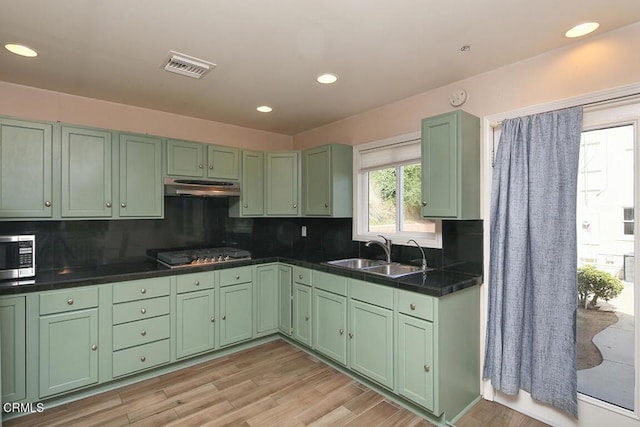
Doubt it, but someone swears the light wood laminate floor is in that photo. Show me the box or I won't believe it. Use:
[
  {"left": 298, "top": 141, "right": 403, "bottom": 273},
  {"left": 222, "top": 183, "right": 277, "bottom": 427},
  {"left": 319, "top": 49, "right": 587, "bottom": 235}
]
[{"left": 4, "top": 340, "right": 548, "bottom": 426}]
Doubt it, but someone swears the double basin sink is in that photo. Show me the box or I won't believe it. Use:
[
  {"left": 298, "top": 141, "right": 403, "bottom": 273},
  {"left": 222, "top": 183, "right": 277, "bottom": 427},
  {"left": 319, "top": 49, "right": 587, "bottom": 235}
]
[{"left": 325, "top": 258, "right": 429, "bottom": 279}]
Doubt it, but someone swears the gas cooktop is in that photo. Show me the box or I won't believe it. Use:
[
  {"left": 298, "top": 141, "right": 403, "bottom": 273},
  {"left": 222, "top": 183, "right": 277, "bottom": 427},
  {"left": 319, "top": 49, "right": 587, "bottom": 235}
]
[{"left": 156, "top": 247, "right": 251, "bottom": 269}]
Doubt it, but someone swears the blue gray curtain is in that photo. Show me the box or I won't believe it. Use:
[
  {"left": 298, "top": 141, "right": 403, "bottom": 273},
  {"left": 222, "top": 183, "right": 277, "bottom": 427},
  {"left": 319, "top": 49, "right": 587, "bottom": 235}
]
[{"left": 483, "top": 106, "right": 583, "bottom": 416}]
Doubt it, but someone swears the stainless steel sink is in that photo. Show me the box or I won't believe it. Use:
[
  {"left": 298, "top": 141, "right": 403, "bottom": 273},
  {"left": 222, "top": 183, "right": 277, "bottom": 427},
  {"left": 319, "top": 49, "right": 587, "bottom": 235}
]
[
  {"left": 325, "top": 258, "right": 387, "bottom": 269},
  {"left": 363, "top": 263, "right": 425, "bottom": 278}
]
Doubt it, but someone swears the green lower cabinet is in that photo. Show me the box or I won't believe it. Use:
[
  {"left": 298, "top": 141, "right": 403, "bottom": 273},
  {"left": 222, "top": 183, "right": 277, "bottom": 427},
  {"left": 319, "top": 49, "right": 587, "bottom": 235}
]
[
  {"left": 219, "top": 282, "right": 253, "bottom": 347},
  {"left": 176, "top": 290, "right": 215, "bottom": 359},
  {"left": 39, "top": 308, "right": 99, "bottom": 398},
  {"left": 255, "top": 265, "right": 279, "bottom": 337},
  {"left": 349, "top": 300, "right": 393, "bottom": 389},
  {"left": 0, "top": 296, "right": 26, "bottom": 402},
  {"left": 292, "top": 284, "right": 312, "bottom": 347},
  {"left": 312, "top": 289, "right": 347, "bottom": 365},
  {"left": 397, "top": 313, "right": 434, "bottom": 411},
  {"left": 278, "top": 265, "right": 293, "bottom": 336}
]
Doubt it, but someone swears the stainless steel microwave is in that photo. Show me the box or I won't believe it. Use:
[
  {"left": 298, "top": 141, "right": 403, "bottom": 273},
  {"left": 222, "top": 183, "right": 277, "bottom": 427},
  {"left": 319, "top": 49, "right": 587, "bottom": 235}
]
[{"left": 0, "top": 235, "right": 35, "bottom": 280}]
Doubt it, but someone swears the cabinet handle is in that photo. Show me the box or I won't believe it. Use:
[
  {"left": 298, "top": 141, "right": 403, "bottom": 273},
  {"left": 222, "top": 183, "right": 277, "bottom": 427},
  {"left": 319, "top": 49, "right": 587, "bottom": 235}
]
[
  {"left": 348, "top": 332, "right": 353, "bottom": 339},
  {"left": 298, "top": 274, "right": 303, "bottom": 280},
  {"left": 141, "top": 308, "right": 146, "bottom": 314},
  {"left": 422, "top": 201, "right": 427, "bottom": 207},
  {"left": 305, "top": 316, "right": 309, "bottom": 321},
  {"left": 324, "top": 203, "right": 329, "bottom": 208},
  {"left": 140, "top": 356, "right": 146, "bottom": 362},
  {"left": 339, "top": 329, "right": 344, "bottom": 335},
  {"left": 45, "top": 201, "right": 52, "bottom": 207},
  {"left": 210, "top": 316, "right": 215, "bottom": 323},
  {"left": 424, "top": 364, "right": 430, "bottom": 372},
  {"left": 141, "top": 330, "right": 147, "bottom": 336},
  {"left": 244, "top": 204, "right": 248, "bottom": 208},
  {"left": 410, "top": 303, "right": 416, "bottom": 310},
  {"left": 222, "top": 315, "right": 226, "bottom": 320},
  {"left": 140, "top": 288, "right": 147, "bottom": 294},
  {"left": 198, "top": 164, "right": 203, "bottom": 169},
  {"left": 209, "top": 165, "right": 213, "bottom": 170},
  {"left": 293, "top": 204, "right": 297, "bottom": 208},
  {"left": 67, "top": 298, "right": 74, "bottom": 305},
  {"left": 106, "top": 202, "right": 112, "bottom": 208},
  {"left": 91, "top": 344, "right": 97, "bottom": 351},
  {"left": 194, "top": 280, "right": 199, "bottom": 286},
  {"left": 121, "top": 202, "right": 127, "bottom": 208},
  {"left": 236, "top": 275, "right": 240, "bottom": 280}
]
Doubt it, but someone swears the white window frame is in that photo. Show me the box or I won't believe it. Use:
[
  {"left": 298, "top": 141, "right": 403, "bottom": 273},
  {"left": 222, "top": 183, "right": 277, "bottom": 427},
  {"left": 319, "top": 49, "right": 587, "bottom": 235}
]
[{"left": 353, "top": 131, "right": 442, "bottom": 248}]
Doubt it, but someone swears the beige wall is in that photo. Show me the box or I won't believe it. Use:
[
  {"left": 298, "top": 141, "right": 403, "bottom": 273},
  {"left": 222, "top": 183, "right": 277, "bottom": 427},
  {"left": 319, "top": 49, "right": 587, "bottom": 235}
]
[
  {"left": 292, "top": 22, "right": 640, "bottom": 150},
  {"left": 0, "top": 81, "right": 292, "bottom": 151}
]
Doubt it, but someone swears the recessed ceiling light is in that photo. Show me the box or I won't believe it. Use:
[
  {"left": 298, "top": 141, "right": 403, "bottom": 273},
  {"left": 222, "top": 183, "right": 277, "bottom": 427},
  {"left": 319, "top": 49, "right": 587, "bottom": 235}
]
[
  {"left": 257, "top": 106, "right": 273, "bottom": 113},
  {"left": 316, "top": 73, "right": 338, "bottom": 84},
  {"left": 565, "top": 22, "right": 600, "bottom": 38},
  {"left": 4, "top": 43, "right": 38, "bottom": 57}
]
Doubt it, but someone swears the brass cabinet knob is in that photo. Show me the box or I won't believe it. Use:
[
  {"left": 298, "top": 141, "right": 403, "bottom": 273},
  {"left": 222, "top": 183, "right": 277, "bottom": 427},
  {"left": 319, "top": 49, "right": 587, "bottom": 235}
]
[
  {"left": 44, "top": 201, "right": 52, "bottom": 207},
  {"left": 140, "top": 356, "right": 146, "bottom": 362},
  {"left": 141, "top": 308, "right": 146, "bottom": 314},
  {"left": 410, "top": 303, "right": 416, "bottom": 310},
  {"left": 91, "top": 344, "right": 97, "bottom": 351},
  {"left": 67, "top": 298, "right": 74, "bottom": 305},
  {"left": 141, "top": 330, "right": 147, "bottom": 336},
  {"left": 106, "top": 202, "right": 112, "bottom": 208},
  {"left": 121, "top": 202, "right": 126, "bottom": 208}
]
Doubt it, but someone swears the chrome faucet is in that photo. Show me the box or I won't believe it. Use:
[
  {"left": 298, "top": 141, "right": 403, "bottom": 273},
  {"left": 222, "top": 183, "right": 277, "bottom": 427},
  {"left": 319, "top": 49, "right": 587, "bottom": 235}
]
[
  {"left": 407, "top": 239, "right": 427, "bottom": 271},
  {"left": 365, "top": 235, "right": 392, "bottom": 263}
]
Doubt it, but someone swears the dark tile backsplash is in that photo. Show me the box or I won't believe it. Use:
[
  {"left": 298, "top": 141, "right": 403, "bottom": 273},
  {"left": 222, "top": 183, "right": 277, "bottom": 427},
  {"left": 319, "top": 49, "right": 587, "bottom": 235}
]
[{"left": 0, "top": 197, "right": 482, "bottom": 274}]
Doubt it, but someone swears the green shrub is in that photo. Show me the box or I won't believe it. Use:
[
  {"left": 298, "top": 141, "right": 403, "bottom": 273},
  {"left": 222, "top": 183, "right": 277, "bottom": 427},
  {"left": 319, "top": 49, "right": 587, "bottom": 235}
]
[{"left": 578, "top": 265, "right": 624, "bottom": 309}]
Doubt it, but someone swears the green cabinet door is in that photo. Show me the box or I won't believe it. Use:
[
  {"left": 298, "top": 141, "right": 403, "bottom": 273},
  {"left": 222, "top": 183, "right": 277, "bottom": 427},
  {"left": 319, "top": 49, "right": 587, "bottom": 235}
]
[
  {"left": 119, "top": 134, "right": 163, "bottom": 217},
  {"left": 166, "top": 139, "right": 205, "bottom": 177},
  {"left": 278, "top": 265, "right": 292, "bottom": 336},
  {"left": 0, "top": 296, "right": 26, "bottom": 402},
  {"left": 207, "top": 145, "right": 239, "bottom": 180},
  {"left": 176, "top": 289, "right": 215, "bottom": 359},
  {"left": 313, "top": 289, "right": 347, "bottom": 365},
  {"left": 292, "top": 284, "right": 312, "bottom": 347},
  {"left": 0, "top": 118, "right": 52, "bottom": 218},
  {"left": 39, "top": 308, "right": 99, "bottom": 398},
  {"left": 266, "top": 152, "right": 299, "bottom": 216},
  {"left": 421, "top": 110, "right": 480, "bottom": 219},
  {"left": 398, "top": 313, "right": 434, "bottom": 411},
  {"left": 349, "top": 300, "right": 393, "bottom": 389},
  {"left": 61, "top": 127, "right": 112, "bottom": 217},
  {"left": 219, "top": 282, "right": 253, "bottom": 347},
  {"left": 255, "top": 264, "right": 279, "bottom": 336},
  {"left": 303, "top": 145, "right": 331, "bottom": 216},
  {"left": 240, "top": 150, "right": 264, "bottom": 216}
]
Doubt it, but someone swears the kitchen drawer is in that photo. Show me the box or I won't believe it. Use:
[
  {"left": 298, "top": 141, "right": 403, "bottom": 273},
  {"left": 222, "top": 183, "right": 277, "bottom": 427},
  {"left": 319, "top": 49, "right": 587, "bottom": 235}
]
[
  {"left": 40, "top": 287, "right": 98, "bottom": 315},
  {"left": 312, "top": 271, "right": 346, "bottom": 296},
  {"left": 350, "top": 279, "right": 393, "bottom": 309},
  {"left": 112, "top": 339, "right": 170, "bottom": 377},
  {"left": 112, "top": 277, "right": 170, "bottom": 304},
  {"left": 176, "top": 271, "right": 215, "bottom": 294},
  {"left": 293, "top": 267, "right": 311, "bottom": 286},
  {"left": 112, "top": 296, "right": 170, "bottom": 325},
  {"left": 112, "top": 315, "right": 170, "bottom": 351},
  {"left": 397, "top": 290, "right": 434, "bottom": 321},
  {"left": 219, "top": 266, "right": 252, "bottom": 287}
]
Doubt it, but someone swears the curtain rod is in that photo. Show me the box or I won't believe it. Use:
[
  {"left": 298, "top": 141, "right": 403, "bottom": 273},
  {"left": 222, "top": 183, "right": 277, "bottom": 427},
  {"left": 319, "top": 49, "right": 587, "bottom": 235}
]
[{"left": 490, "top": 91, "right": 640, "bottom": 129}]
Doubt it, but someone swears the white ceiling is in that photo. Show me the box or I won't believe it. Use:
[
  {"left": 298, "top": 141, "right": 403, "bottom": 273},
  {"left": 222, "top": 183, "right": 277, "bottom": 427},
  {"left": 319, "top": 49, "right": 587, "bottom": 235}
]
[{"left": 1, "top": 1, "right": 639, "bottom": 135}]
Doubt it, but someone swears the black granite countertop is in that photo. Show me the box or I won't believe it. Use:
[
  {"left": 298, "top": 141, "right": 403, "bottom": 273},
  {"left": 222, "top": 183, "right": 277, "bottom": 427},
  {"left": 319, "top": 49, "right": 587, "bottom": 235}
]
[{"left": 0, "top": 256, "right": 481, "bottom": 298}]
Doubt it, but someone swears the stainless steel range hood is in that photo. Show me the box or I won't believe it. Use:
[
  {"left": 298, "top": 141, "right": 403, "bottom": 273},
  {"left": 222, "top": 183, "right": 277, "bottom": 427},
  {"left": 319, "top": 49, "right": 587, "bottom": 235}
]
[{"left": 164, "top": 177, "right": 240, "bottom": 197}]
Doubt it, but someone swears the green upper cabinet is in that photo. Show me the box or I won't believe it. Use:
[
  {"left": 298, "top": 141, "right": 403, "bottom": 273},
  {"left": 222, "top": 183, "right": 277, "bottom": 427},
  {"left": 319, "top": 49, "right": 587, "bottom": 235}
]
[
  {"left": 0, "top": 118, "right": 53, "bottom": 218},
  {"left": 166, "top": 139, "right": 239, "bottom": 180},
  {"left": 166, "top": 139, "right": 204, "bottom": 177},
  {"left": 119, "top": 134, "right": 163, "bottom": 218},
  {"left": 302, "top": 144, "right": 353, "bottom": 217},
  {"left": 61, "top": 127, "right": 112, "bottom": 218},
  {"left": 232, "top": 150, "right": 264, "bottom": 216},
  {"left": 266, "top": 151, "right": 300, "bottom": 216},
  {"left": 0, "top": 296, "right": 26, "bottom": 403},
  {"left": 421, "top": 110, "right": 480, "bottom": 219},
  {"left": 207, "top": 145, "right": 240, "bottom": 180}
]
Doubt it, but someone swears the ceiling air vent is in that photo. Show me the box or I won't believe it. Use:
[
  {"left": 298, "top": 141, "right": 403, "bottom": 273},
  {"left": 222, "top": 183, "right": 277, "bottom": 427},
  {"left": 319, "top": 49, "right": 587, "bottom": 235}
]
[{"left": 162, "top": 51, "right": 216, "bottom": 79}]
